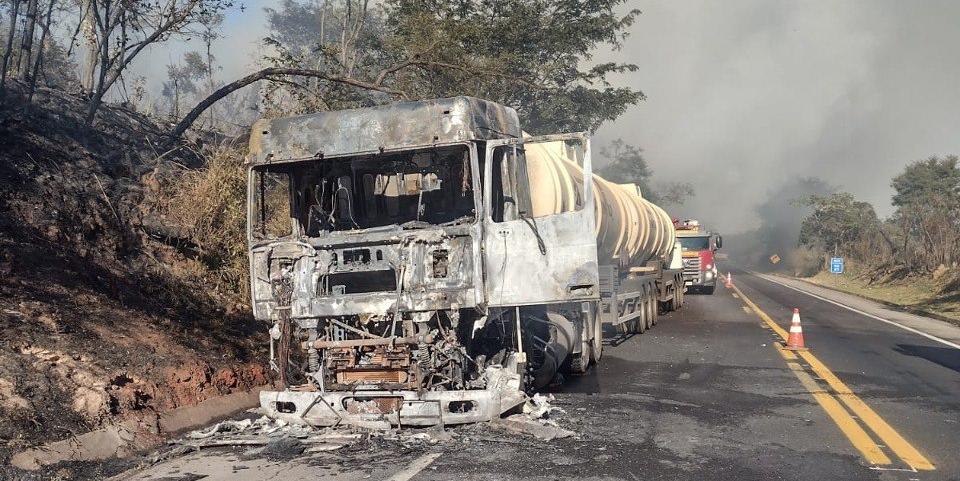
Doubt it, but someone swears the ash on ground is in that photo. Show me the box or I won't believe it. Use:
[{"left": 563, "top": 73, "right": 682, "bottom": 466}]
[{"left": 146, "top": 393, "right": 575, "bottom": 466}]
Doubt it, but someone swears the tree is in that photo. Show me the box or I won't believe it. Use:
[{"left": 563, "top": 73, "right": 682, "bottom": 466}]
[
  {"left": 890, "top": 155, "right": 960, "bottom": 270},
  {"left": 160, "top": 51, "right": 207, "bottom": 119},
  {"left": 0, "top": 0, "right": 23, "bottom": 99},
  {"left": 598, "top": 138, "right": 654, "bottom": 195},
  {"left": 799, "top": 192, "right": 882, "bottom": 257},
  {"left": 170, "top": 0, "right": 645, "bottom": 140},
  {"left": 82, "top": 0, "right": 236, "bottom": 124},
  {"left": 16, "top": 0, "right": 37, "bottom": 80},
  {"left": 383, "top": 0, "right": 644, "bottom": 134}
]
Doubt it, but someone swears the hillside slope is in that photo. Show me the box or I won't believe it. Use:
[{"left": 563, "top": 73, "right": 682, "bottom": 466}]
[{"left": 0, "top": 84, "right": 269, "bottom": 466}]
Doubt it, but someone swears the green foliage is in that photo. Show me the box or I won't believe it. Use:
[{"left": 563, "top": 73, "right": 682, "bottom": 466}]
[
  {"left": 383, "top": 0, "right": 644, "bottom": 133},
  {"left": 799, "top": 192, "right": 880, "bottom": 255},
  {"left": 598, "top": 139, "right": 652, "bottom": 191},
  {"left": 891, "top": 155, "right": 960, "bottom": 208},
  {"left": 258, "top": 0, "right": 643, "bottom": 132},
  {"left": 889, "top": 155, "right": 960, "bottom": 270}
]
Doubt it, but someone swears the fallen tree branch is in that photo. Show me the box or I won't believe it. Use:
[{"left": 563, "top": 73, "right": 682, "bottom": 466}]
[{"left": 167, "top": 67, "right": 409, "bottom": 142}]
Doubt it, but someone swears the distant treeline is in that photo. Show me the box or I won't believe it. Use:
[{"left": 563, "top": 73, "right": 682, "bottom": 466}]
[
  {"left": 729, "top": 156, "right": 960, "bottom": 289},
  {"left": 798, "top": 156, "right": 960, "bottom": 282}
]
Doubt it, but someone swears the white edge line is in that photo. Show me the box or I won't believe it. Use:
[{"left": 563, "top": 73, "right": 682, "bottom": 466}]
[
  {"left": 753, "top": 273, "right": 960, "bottom": 351},
  {"left": 387, "top": 452, "right": 442, "bottom": 481}
]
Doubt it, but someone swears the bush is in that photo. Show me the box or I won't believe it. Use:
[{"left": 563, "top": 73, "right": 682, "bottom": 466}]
[{"left": 158, "top": 145, "right": 249, "bottom": 303}]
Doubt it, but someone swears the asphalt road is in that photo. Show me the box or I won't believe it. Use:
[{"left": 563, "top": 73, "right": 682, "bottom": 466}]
[{"left": 118, "top": 272, "right": 960, "bottom": 481}]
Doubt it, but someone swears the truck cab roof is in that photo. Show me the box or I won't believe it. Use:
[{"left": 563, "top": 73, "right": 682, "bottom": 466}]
[{"left": 246, "top": 96, "right": 522, "bottom": 166}]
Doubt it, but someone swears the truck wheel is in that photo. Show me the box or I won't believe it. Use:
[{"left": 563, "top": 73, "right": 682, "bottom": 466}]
[
  {"left": 651, "top": 293, "right": 659, "bottom": 326},
  {"left": 647, "top": 291, "right": 657, "bottom": 328},
  {"left": 643, "top": 287, "right": 654, "bottom": 332},
  {"left": 569, "top": 353, "right": 589, "bottom": 375},
  {"left": 590, "top": 307, "right": 603, "bottom": 363},
  {"left": 680, "top": 279, "right": 687, "bottom": 306},
  {"left": 703, "top": 285, "right": 716, "bottom": 295},
  {"left": 670, "top": 276, "right": 681, "bottom": 311},
  {"left": 570, "top": 314, "right": 591, "bottom": 375},
  {"left": 635, "top": 289, "right": 648, "bottom": 334}
]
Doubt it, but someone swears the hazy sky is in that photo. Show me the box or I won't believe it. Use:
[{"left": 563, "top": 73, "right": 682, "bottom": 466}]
[
  {"left": 134, "top": 0, "right": 960, "bottom": 233},
  {"left": 591, "top": 0, "right": 960, "bottom": 232}
]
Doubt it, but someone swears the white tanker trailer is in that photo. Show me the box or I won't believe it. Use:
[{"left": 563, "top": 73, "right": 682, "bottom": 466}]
[
  {"left": 525, "top": 139, "right": 686, "bottom": 336},
  {"left": 248, "top": 97, "right": 686, "bottom": 428}
]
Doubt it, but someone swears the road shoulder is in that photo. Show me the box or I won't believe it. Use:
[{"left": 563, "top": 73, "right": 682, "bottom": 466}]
[{"left": 754, "top": 272, "right": 960, "bottom": 348}]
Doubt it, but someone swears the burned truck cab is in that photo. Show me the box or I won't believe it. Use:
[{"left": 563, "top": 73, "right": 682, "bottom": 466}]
[{"left": 247, "top": 97, "right": 599, "bottom": 427}]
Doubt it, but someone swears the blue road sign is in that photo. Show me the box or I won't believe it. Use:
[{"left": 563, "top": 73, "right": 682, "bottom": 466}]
[{"left": 830, "top": 257, "right": 844, "bottom": 274}]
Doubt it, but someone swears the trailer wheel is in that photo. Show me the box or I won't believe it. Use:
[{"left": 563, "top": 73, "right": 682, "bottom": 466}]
[
  {"left": 569, "top": 353, "right": 589, "bottom": 375},
  {"left": 570, "top": 311, "right": 592, "bottom": 375},
  {"left": 647, "top": 289, "right": 657, "bottom": 328},
  {"left": 635, "top": 287, "right": 649, "bottom": 333},
  {"left": 668, "top": 276, "right": 679, "bottom": 311},
  {"left": 676, "top": 276, "right": 686, "bottom": 308},
  {"left": 651, "top": 292, "right": 659, "bottom": 326},
  {"left": 590, "top": 305, "right": 603, "bottom": 363}
]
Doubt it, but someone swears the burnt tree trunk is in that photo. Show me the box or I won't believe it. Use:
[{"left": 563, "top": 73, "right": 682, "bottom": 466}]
[
  {"left": 0, "top": 0, "right": 23, "bottom": 99},
  {"left": 80, "top": 0, "right": 97, "bottom": 95},
  {"left": 17, "top": 0, "right": 38, "bottom": 81},
  {"left": 26, "top": 0, "right": 53, "bottom": 101}
]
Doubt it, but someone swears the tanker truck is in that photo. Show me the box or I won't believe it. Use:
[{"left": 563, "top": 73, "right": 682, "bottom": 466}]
[{"left": 247, "top": 97, "right": 685, "bottom": 427}]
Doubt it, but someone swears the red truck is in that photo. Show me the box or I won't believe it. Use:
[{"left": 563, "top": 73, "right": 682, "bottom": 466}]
[{"left": 675, "top": 220, "right": 723, "bottom": 294}]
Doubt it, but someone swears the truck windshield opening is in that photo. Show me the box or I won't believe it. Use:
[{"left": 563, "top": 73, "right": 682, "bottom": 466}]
[
  {"left": 679, "top": 236, "right": 710, "bottom": 251},
  {"left": 252, "top": 145, "right": 475, "bottom": 238}
]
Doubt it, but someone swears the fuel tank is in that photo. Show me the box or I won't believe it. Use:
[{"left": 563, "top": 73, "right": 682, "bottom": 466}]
[{"left": 524, "top": 139, "right": 676, "bottom": 268}]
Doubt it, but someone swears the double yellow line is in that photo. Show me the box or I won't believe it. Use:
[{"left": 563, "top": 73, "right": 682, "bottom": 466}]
[{"left": 730, "top": 282, "right": 935, "bottom": 471}]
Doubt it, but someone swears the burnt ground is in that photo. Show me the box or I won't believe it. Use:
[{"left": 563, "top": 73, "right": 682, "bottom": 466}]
[
  {"left": 0, "top": 83, "right": 269, "bottom": 469},
  {"left": 118, "top": 272, "right": 960, "bottom": 481}
]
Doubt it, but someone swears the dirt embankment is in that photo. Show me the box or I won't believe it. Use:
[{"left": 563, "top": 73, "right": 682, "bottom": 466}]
[{"left": 0, "top": 84, "right": 270, "bottom": 465}]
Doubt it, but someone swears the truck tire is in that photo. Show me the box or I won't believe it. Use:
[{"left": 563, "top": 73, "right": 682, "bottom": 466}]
[
  {"left": 670, "top": 275, "right": 682, "bottom": 311},
  {"left": 569, "top": 353, "right": 589, "bottom": 375},
  {"left": 635, "top": 289, "right": 648, "bottom": 334},
  {"left": 678, "top": 276, "right": 686, "bottom": 307},
  {"left": 703, "top": 284, "right": 716, "bottom": 295},
  {"left": 640, "top": 287, "right": 652, "bottom": 332},
  {"left": 648, "top": 290, "right": 657, "bottom": 327},
  {"left": 590, "top": 308, "right": 603, "bottom": 363},
  {"left": 651, "top": 293, "right": 659, "bottom": 326},
  {"left": 570, "top": 313, "right": 591, "bottom": 375}
]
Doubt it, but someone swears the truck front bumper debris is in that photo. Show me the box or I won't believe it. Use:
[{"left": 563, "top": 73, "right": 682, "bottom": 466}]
[{"left": 259, "top": 364, "right": 526, "bottom": 427}]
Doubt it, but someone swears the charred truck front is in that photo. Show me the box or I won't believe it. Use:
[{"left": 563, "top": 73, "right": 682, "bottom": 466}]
[{"left": 247, "top": 98, "right": 601, "bottom": 427}]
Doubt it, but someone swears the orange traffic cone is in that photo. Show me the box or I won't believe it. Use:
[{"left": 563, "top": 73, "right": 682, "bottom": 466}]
[
  {"left": 725, "top": 272, "right": 733, "bottom": 288},
  {"left": 785, "top": 308, "right": 807, "bottom": 350}
]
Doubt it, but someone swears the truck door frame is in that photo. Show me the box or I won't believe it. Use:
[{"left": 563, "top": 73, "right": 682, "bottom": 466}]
[{"left": 481, "top": 133, "right": 600, "bottom": 307}]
